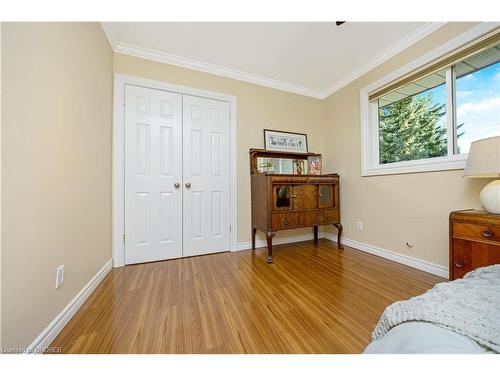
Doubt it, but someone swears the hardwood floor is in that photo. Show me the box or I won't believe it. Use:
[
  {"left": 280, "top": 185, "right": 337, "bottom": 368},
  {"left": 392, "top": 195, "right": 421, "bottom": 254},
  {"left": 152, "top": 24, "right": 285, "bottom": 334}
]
[{"left": 50, "top": 239, "right": 444, "bottom": 353}]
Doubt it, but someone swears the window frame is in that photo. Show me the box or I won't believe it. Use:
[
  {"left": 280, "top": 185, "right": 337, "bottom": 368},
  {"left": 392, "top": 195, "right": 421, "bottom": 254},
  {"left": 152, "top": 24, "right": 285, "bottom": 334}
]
[{"left": 360, "top": 23, "right": 499, "bottom": 177}]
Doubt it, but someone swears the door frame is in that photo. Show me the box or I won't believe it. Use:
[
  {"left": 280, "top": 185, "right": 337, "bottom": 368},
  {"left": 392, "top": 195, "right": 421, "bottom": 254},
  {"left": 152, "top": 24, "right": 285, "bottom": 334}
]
[{"left": 112, "top": 73, "right": 238, "bottom": 267}]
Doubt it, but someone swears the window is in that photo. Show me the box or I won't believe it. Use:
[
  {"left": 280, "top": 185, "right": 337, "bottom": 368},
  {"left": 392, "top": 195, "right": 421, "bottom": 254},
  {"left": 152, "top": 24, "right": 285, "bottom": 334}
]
[
  {"left": 378, "top": 67, "right": 448, "bottom": 164},
  {"left": 361, "top": 27, "right": 500, "bottom": 176},
  {"left": 455, "top": 60, "right": 500, "bottom": 154}
]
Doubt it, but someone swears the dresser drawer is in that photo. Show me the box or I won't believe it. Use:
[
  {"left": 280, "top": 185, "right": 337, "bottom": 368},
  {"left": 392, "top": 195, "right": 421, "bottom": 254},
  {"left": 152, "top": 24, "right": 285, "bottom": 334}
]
[
  {"left": 453, "top": 222, "right": 500, "bottom": 243},
  {"left": 451, "top": 238, "right": 500, "bottom": 279},
  {"left": 449, "top": 210, "right": 500, "bottom": 280}
]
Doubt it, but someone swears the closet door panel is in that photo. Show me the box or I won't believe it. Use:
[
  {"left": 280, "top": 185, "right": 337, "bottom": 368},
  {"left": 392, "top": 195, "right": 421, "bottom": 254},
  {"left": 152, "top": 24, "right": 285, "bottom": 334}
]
[
  {"left": 124, "top": 85, "right": 183, "bottom": 264},
  {"left": 182, "top": 95, "right": 231, "bottom": 256}
]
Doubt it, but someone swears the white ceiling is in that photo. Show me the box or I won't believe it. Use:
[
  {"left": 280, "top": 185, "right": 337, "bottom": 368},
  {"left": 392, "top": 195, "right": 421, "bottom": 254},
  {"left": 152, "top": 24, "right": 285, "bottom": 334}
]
[{"left": 102, "top": 22, "right": 445, "bottom": 98}]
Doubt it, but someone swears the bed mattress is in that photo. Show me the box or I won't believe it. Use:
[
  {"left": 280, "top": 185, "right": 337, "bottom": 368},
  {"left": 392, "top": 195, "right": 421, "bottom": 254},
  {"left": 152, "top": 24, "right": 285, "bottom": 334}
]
[{"left": 364, "top": 322, "right": 493, "bottom": 354}]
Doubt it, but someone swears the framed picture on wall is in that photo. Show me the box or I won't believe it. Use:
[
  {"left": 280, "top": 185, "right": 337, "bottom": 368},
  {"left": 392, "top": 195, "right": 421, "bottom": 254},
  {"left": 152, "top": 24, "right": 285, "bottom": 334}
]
[
  {"left": 307, "top": 155, "right": 322, "bottom": 175},
  {"left": 264, "top": 129, "right": 308, "bottom": 153}
]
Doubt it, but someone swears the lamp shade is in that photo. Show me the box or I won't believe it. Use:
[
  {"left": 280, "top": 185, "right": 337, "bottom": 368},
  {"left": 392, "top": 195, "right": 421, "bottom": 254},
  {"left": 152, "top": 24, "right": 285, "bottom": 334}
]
[{"left": 464, "top": 136, "right": 500, "bottom": 178}]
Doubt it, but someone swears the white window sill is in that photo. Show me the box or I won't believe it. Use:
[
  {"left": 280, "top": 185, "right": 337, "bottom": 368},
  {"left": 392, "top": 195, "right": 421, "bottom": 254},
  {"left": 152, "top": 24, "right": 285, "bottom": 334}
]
[{"left": 362, "top": 154, "right": 467, "bottom": 177}]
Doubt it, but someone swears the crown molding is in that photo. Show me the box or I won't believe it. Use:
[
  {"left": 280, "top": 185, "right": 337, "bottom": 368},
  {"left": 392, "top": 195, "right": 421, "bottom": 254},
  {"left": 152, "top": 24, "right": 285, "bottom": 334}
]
[
  {"left": 321, "top": 22, "right": 447, "bottom": 98},
  {"left": 114, "top": 42, "right": 325, "bottom": 99},
  {"left": 100, "top": 22, "right": 118, "bottom": 50},
  {"left": 111, "top": 22, "right": 447, "bottom": 100}
]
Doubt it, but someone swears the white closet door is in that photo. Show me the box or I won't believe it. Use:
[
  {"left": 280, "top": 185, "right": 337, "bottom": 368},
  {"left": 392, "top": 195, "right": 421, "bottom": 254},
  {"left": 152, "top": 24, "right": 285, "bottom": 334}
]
[
  {"left": 124, "top": 85, "right": 183, "bottom": 264},
  {"left": 182, "top": 95, "right": 231, "bottom": 257}
]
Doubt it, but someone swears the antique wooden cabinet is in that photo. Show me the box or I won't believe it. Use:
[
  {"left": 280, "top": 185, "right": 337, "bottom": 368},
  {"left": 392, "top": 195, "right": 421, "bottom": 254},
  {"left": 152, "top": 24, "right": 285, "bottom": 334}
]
[
  {"left": 449, "top": 210, "right": 500, "bottom": 280},
  {"left": 250, "top": 148, "right": 343, "bottom": 263}
]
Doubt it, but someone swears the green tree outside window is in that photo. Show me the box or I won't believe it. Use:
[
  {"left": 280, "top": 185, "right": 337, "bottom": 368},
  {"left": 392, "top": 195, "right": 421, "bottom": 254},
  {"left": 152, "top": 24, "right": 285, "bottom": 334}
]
[{"left": 379, "top": 93, "right": 464, "bottom": 164}]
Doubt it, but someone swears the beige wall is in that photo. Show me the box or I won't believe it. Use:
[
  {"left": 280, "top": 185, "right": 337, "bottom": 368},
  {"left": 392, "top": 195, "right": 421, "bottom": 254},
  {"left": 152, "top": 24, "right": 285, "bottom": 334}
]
[
  {"left": 114, "top": 53, "right": 328, "bottom": 244},
  {"left": 1, "top": 23, "right": 113, "bottom": 348},
  {"left": 323, "top": 22, "right": 493, "bottom": 267}
]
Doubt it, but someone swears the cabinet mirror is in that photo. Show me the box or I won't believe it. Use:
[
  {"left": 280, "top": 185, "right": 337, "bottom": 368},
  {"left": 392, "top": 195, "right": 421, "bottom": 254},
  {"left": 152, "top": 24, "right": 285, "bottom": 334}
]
[{"left": 257, "top": 157, "right": 296, "bottom": 174}]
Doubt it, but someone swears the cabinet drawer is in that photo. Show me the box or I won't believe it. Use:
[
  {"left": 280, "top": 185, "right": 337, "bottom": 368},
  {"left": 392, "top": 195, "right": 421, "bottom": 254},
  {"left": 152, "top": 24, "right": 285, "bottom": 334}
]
[
  {"left": 272, "top": 213, "right": 299, "bottom": 229},
  {"left": 307, "top": 177, "right": 338, "bottom": 184},
  {"left": 271, "top": 176, "right": 308, "bottom": 183},
  {"left": 272, "top": 210, "right": 340, "bottom": 230},
  {"left": 323, "top": 209, "right": 340, "bottom": 223},
  {"left": 452, "top": 238, "right": 500, "bottom": 279},
  {"left": 453, "top": 222, "right": 500, "bottom": 243}
]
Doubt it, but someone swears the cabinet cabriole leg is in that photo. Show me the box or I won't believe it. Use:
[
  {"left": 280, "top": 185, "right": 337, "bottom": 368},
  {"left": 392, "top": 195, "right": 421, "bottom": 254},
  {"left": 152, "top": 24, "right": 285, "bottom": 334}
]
[
  {"left": 334, "top": 223, "right": 344, "bottom": 250},
  {"left": 265, "top": 231, "right": 276, "bottom": 263}
]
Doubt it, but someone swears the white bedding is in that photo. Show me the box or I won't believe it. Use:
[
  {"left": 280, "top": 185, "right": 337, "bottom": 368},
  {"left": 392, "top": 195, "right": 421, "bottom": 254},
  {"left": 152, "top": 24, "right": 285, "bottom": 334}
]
[
  {"left": 366, "top": 265, "right": 500, "bottom": 353},
  {"left": 364, "top": 322, "right": 493, "bottom": 354}
]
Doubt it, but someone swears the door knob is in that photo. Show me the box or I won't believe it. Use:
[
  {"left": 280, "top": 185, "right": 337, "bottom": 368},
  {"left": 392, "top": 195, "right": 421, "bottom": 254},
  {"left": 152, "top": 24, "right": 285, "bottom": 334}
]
[
  {"left": 174, "top": 182, "right": 180, "bottom": 188},
  {"left": 185, "top": 182, "right": 191, "bottom": 188}
]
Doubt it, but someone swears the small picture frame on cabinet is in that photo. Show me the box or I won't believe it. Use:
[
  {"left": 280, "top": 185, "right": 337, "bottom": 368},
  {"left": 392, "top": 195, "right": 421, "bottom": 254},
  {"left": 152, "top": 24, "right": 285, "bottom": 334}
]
[
  {"left": 292, "top": 160, "right": 306, "bottom": 175},
  {"left": 307, "top": 155, "right": 322, "bottom": 175}
]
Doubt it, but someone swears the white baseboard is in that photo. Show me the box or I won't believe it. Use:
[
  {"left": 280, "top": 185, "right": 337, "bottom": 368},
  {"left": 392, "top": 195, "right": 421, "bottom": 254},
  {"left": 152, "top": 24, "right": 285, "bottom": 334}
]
[
  {"left": 26, "top": 259, "right": 113, "bottom": 353},
  {"left": 237, "top": 231, "right": 448, "bottom": 278},
  {"left": 321, "top": 232, "right": 448, "bottom": 278}
]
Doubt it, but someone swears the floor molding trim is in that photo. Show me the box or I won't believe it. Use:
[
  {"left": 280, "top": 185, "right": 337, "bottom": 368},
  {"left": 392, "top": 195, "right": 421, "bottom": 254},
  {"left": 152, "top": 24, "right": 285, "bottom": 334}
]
[
  {"left": 238, "top": 231, "right": 448, "bottom": 278},
  {"left": 26, "top": 259, "right": 113, "bottom": 353},
  {"left": 321, "top": 232, "right": 448, "bottom": 278}
]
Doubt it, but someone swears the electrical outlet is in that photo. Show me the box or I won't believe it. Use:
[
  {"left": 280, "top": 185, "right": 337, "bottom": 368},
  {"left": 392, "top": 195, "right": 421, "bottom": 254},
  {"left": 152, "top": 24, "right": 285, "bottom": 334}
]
[
  {"left": 55, "top": 265, "right": 64, "bottom": 289},
  {"left": 356, "top": 221, "right": 364, "bottom": 231}
]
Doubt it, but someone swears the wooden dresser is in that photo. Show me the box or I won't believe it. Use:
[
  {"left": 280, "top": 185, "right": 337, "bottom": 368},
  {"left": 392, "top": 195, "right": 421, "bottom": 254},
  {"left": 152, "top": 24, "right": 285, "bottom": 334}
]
[
  {"left": 449, "top": 210, "right": 500, "bottom": 280},
  {"left": 250, "top": 149, "right": 343, "bottom": 263}
]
